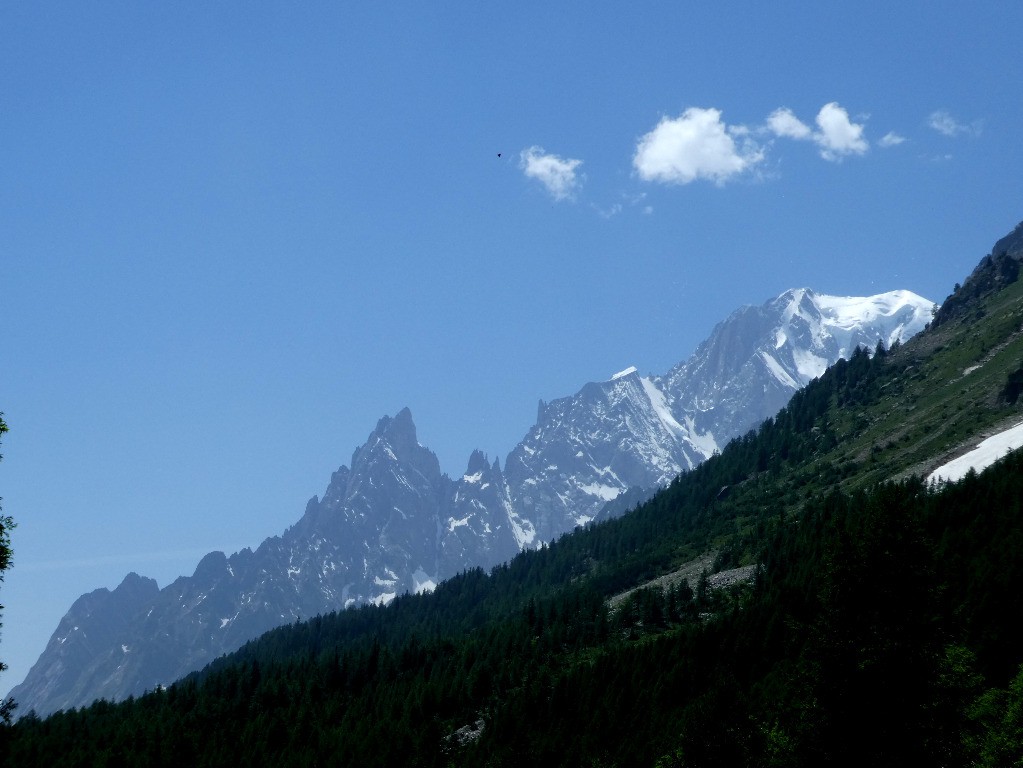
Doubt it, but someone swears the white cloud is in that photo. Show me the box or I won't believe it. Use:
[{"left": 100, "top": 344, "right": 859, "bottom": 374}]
[
  {"left": 764, "top": 102, "right": 869, "bottom": 161},
  {"left": 633, "top": 107, "right": 763, "bottom": 185},
  {"left": 767, "top": 107, "right": 812, "bottom": 140},
  {"left": 928, "top": 110, "right": 982, "bottom": 137},
  {"left": 594, "top": 202, "right": 623, "bottom": 219},
  {"left": 879, "top": 131, "right": 906, "bottom": 148},
  {"left": 519, "top": 146, "right": 583, "bottom": 201},
  {"left": 593, "top": 191, "right": 649, "bottom": 219},
  {"left": 813, "top": 102, "right": 868, "bottom": 161}
]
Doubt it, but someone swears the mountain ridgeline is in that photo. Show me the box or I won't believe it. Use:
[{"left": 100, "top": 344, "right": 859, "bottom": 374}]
[
  {"left": 5, "top": 219, "right": 1023, "bottom": 766},
  {"left": 8, "top": 289, "right": 933, "bottom": 716}
]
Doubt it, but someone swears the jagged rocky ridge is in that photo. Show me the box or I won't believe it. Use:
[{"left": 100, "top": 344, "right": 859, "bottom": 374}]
[{"left": 9, "top": 286, "right": 933, "bottom": 715}]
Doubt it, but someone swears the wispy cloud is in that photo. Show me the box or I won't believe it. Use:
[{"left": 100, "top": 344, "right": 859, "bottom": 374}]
[
  {"left": 633, "top": 107, "right": 764, "bottom": 185},
  {"left": 519, "top": 146, "right": 583, "bottom": 201},
  {"left": 928, "top": 109, "right": 982, "bottom": 137},
  {"left": 594, "top": 202, "right": 623, "bottom": 219},
  {"left": 592, "top": 191, "right": 649, "bottom": 219},
  {"left": 879, "top": 131, "right": 906, "bottom": 148}
]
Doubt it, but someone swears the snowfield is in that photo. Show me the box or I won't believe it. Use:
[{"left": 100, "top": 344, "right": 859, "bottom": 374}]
[{"left": 928, "top": 420, "right": 1023, "bottom": 484}]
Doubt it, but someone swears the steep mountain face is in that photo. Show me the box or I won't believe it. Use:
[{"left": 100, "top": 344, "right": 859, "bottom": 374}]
[
  {"left": 10, "top": 286, "right": 933, "bottom": 716},
  {"left": 991, "top": 219, "right": 1023, "bottom": 260},
  {"left": 14, "top": 573, "right": 159, "bottom": 714},
  {"left": 504, "top": 288, "right": 933, "bottom": 540},
  {"left": 440, "top": 450, "right": 523, "bottom": 572},
  {"left": 503, "top": 368, "right": 712, "bottom": 543},
  {"left": 11, "top": 410, "right": 519, "bottom": 714},
  {"left": 659, "top": 288, "right": 934, "bottom": 441},
  {"left": 933, "top": 219, "right": 1023, "bottom": 328}
]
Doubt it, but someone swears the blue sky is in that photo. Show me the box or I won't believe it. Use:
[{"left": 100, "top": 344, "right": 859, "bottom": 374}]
[{"left": 2, "top": 1, "right": 1022, "bottom": 696}]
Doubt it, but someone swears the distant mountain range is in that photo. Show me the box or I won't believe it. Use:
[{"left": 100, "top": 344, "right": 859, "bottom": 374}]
[{"left": 9, "top": 287, "right": 933, "bottom": 716}]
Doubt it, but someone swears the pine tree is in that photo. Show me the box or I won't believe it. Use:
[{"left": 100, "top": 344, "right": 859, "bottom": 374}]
[{"left": 0, "top": 413, "right": 16, "bottom": 726}]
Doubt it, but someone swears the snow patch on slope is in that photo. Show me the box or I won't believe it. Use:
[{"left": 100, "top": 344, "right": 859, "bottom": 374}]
[
  {"left": 611, "top": 366, "right": 638, "bottom": 380},
  {"left": 577, "top": 482, "right": 621, "bottom": 501},
  {"left": 928, "top": 421, "right": 1023, "bottom": 484},
  {"left": 683, "top": 414, "right": 718, "bottom": 456},
  {"left": 640, "top": 376, "right": 685, "bottom": 437},
  {"left": 505, "top": 498, "right": 536, "bottom": 548},
  {"left": 792, "top": 348, "right": 828, "bottom": 381},
  {"left": 412, "top": 567, "right": 437, "bottom": 594},
  {"left": 759, "top": 351, "right": 800, "bottom": 389}
]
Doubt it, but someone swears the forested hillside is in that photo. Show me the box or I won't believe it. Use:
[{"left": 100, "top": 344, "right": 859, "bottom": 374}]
[{"left": 5, "top": 244, "right": 1023, "bottom": 766}]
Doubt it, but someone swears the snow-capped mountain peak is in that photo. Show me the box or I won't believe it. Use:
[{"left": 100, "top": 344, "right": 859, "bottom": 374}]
[
  {"left": 661, "top": 287, "right": 933, "bottom": 441},
  {"left": 814, "top": 289, "right": 933, "bottom": 345}
]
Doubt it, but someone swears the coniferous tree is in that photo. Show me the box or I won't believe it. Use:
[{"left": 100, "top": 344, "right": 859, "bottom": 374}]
[{"left": 0, "top": 413, "right": 15, "bottom": 727}]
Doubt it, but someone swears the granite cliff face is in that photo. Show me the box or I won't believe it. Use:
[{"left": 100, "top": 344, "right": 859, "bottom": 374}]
[
  {"left": 658, "top": 288, "right": 934, "bottom": 441},
  {"left": 10, "top": 286, "right": 933, "bottom": 716},
  {"left": 503, "top": 367, "right": 711, "bottom": 543},
  {"left": 503, "top": 288, "right": 933, "bottom": 542}
]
